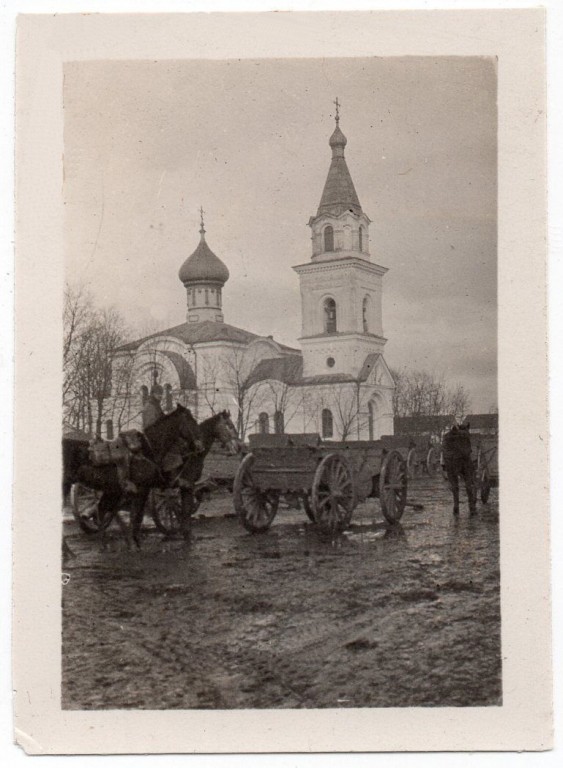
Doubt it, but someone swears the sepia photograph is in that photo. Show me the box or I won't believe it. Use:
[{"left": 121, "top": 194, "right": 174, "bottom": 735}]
[
  {"left": 12, "top": 9, "right": 550, "bottom": 755},
  {"left": 60, "top": 54, "right": 500, "bottom": 710}
]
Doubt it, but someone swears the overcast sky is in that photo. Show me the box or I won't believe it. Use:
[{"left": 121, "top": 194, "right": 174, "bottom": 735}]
[{"left": 64, "top": 56, "right": 497, "bottom": 411}]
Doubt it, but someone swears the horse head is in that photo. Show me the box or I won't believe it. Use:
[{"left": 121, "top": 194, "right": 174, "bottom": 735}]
[
  {"left": 175, "top": 403, "right": 205, "bottom": 453},
  {"left": 215, "top": 410, "right": 241, "bottom": 455}
]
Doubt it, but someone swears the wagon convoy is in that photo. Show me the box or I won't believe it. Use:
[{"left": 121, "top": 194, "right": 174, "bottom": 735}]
[
  {"left": 233, "top": 434, "right": 408, "bottom": 534},
  {"left": 65, "top": 416, "right": 498, "bottom": 540}
]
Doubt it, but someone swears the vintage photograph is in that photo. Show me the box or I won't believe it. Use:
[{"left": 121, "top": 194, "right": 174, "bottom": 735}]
[{"left": 60, "top": 55, "right": 501, "bottom": 710}]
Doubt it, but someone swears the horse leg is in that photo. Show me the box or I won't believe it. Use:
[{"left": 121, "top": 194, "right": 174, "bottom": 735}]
[
  {"left": 463, "top": 459, "right": 477, "bottom": 514},
  {"left": 131, "top": 491, "right": 148, "bottom": 549},
  {"left": 446, "top": 465, "right": 460, "bottom": 514},
  {"left": 179, "top": 488, "right": 195, "bottom": 540}
]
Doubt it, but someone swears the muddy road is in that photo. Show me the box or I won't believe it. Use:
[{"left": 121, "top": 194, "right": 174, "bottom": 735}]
[{"left": 62, "top": 476, "right": 501, "bottom": 709}]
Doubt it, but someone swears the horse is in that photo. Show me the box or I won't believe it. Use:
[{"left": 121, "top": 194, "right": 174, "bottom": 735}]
[
  {"left": 131, "top": 410, "right": 240, "bottom": 542},
  {"left": 442, "top": 423, "right": 476, "bottom": 515},
  {"left": 62, "top": 404, "right": 203, "bottom": 548}
]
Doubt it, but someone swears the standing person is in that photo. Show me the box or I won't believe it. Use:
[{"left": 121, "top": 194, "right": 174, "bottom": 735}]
[
  {"left": 442, "top": 422, "right": 476, "bottom": 515},
  {"left": 142, "top": 384, "right": 165, "bottom": 429}
]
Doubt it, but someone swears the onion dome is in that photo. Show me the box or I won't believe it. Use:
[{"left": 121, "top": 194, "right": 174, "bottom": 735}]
[{"left": 178, "top": 216, "right": 230, "bottom": 286}]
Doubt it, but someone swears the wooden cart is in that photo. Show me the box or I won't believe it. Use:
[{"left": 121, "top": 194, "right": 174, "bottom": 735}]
[
  {"left": 233, "top": 434, "right": 408, "bottom": 534},
  {"left": 473, "top": 434, "right": 499, "bottom": 503}
]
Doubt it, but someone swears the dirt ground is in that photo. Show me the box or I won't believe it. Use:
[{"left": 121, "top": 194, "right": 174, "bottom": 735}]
[{"left": 61, "top": 475, "right": 501, "bottom": 709}]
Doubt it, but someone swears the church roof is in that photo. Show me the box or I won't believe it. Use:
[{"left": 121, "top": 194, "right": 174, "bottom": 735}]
[
  {"left": 178, "top": 229, "right": 230, "bottom": 285},
  {"left": 117, "top": 320, "right": 298, "bottom": 353},
  {"left": 316, "top": 119, "right": 363, "bottom": 218},
  {"left": 246, "top": 353, "right": 383, "bottom": 387}
]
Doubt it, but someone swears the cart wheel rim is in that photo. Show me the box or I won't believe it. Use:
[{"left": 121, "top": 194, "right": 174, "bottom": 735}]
[
  {"left": 233, "top": 453, "right": 279, "bottom": 532},
  {"left": 151, "top": 488, "right": 182, "bottom": 533},
  {"left": 379, "top": 451, "right": 408, "bottom": 523},
  {"left": 312, "top": 454, "right": 355, "bottom": 533}
]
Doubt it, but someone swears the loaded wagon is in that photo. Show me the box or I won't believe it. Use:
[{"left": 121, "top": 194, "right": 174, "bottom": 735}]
[{"left": 233, "top": 433, "right": 408, "bottom": 534}]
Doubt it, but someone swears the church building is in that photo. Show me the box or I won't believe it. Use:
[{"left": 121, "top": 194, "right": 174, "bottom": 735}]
[{"left": 109, "top": 105, "right": 395, "bottom": 441}]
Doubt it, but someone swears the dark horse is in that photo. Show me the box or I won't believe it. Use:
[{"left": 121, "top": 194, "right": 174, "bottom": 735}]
[
  {"left": 442, "top": 423, "right": 476, "bottom": 515},
  {"left": 130, "top": 410, "right": 240, "bottom": 542},
  {"left": 62, "top": 404, "right": 203, "bottom": 547}
]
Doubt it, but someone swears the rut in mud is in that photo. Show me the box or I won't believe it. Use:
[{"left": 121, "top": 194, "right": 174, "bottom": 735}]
[{"left": 62, "top": 476, "right": 501, "bottom": 709}]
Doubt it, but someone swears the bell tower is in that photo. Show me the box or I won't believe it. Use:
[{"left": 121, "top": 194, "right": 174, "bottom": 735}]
[{"left": 293, "top": 100, "right": 389, "bottom": 379}]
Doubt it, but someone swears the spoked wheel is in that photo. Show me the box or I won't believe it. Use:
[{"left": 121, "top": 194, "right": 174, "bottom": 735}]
[
  {"left": 311, "top": 453, "right": 356, "bottom": 534},
  {"left": 302, "top": 494, "right": 316, "bottom": 523},
  {"left": 71, "top": 483, "right": 113, "bottom": 534},
  {"left": 479, "top": 467, "right": 492, "bottom": 503},
  {"left": 233, "top": 453, "right": 280, "bottom": 533},
  {"left": 150, "top": 488, "right": 182, "bottom": 534},
  {"left": 379, "top": 450, "right": 408, "bottom": 524},
  {"left": 426, "top": 446, "right": 440, "bottom": 477}
]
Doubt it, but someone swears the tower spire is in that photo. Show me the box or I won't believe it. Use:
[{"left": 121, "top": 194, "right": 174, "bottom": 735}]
[{"left": 199, "top": 205, "right": 206, "bottom": 237}]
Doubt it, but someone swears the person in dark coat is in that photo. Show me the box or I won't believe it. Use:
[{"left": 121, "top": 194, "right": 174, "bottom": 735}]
[{"left": 442, "top": 422, "right": 476, "bottom": 515}]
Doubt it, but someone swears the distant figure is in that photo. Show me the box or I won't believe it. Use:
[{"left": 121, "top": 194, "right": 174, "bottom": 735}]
[
  {"left": 142, "top": 384, "right": 165, "bottom": 429},
  {"left": 442, "top": 423, "right": 476, "bottom": 515}
]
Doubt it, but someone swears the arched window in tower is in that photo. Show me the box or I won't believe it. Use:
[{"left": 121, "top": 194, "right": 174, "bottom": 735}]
[
  {"left": 362, "top": 295, "right": 370, "bottom": 333},
  {"left": 322, "top": 408, "right": 334, "bottom": 439},
  {"left": 324, "top": 297, "right": 337, "bottom": 334},
  {"left": 359, "top": 225, "right": 364, "bottom": 252},
  {"left": 205, "top": 288, "right": 209, "bottom": 305},
  {"left": 106, "top": 419, "right": 114, "bottom": 440},
  {"left": 140, "top": 385, "right": 149, "bottom": 406},
  {"left": 258, "top": 412, "right": 270, "bottom": 435},
  {"left": 324, "top": 225, "right": 334, "bottom": 252},
  {"left": 164, "top": 383, "right": 173, "bottom": 413}
]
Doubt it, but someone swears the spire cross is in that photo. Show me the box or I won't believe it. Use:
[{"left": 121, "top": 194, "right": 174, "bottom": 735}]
[
  {"left": 333, "top": 96, "right": 341, "bottom": 123},
  {"left": 199, "top": 205, "right": 205, "bottom": 235}
]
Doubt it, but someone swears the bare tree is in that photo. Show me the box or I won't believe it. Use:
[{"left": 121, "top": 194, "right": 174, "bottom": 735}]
[
  {"left": 63, "top": 282, "right": 131, "bottom": 436},
  {"left": 391, "top": 366, "right": 471, "bottom": 423},
  {"left": 258, "top": 379, "right": 304, "bottom": 434},
  {"left": 301, "top": 382, "right": 370, "bottom": 441},
  {"left": 221, "top": 346, "right": 267, "bottom": 440}
]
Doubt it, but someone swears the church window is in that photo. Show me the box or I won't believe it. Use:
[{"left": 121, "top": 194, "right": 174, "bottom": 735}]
[
  {"left": 368, "top": 401, "right": 375, "bottom": 441},
  {"left": 274, "top": 410, "right": 284, "bottom": 434},
  {"left": 326, "top": 357, "right": 335, "bottom": 368},
  {"left": 322, "top": 408, "right": 334, "bottom": 439},
  {"left": 205, "top": 288, "right": 209, "bottom": 305},
  {"left": 362, "top": 296, "right": 370, "bottom": 333},
  {"left": 164, "top": 383, "right": 173, "bottom": 412},
  {"left": 359, "top": 226, "right": 364, "bottom": 252},
  {"left": 324, "top": 297, "right": 337, "bottom": 334},
  {"left": 217, "top": 289, "right": 222, "bottom": 307},
  {"left": 258, "top": 412, "right": 270, "bottom": 434},
  {"left": 324, "top": 225, "right": 334, "bottom": 252},
  {"left": 106, "top": 419, "right": 114, "bottom": 440},
  {"left": 140, "top": 385, "right": 149, "bottom": 405}
]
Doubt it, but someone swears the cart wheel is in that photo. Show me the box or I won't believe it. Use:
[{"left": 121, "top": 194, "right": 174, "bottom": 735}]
[
  {"left": 71, "top": 483, "right": 113, "bottom": 534},
  {"left": 233, "top": 453, "right": 280, "bottom": 533},
  {"left": 426, "top": 446, "right": 440, "bottom": 477},
  {"left": 311, "top": 453, "right": 356, "bottom": 534},
  {"left": 151, "top": 487, "right": 203, "bottom": 534},
  {"left": 407, "top": 448, "right": 420, "bottom": 479},
  {"left": 151, "top": 488, "right": 181, "bottom": 534},
  {"left": 302, "top": 494, "right": 315, "bottom": 523},
  {"left": 480, "top": 468, "right": 492, "bottom": 503},
  {"left": 379, "top": 450, "right": 408, "bottom": 524}
]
